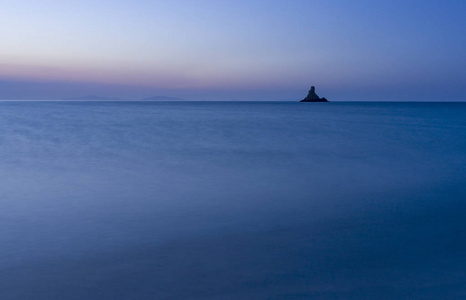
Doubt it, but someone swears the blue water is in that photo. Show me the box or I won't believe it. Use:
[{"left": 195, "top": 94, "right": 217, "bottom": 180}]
[{"left": 0, "top": 101, "right": 465, "bottom": 299}]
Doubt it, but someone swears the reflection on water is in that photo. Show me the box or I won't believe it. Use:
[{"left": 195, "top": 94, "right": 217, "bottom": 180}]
[{"left": 0, "top": 101, "right": 465, "bottom": 299}]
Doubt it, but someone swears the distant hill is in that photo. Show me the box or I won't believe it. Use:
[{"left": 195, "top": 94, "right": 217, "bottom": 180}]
[
  {"left": 63, "top": 95, "right": 121, "bottom": 101},
  {"left": 141, "top": 96, "right": 185, "bottom": 101}
]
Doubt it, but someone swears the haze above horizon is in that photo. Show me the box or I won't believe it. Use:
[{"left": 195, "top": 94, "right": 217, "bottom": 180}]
[{"left": 1, "top": 0, "right": 465, "bottom": 101}]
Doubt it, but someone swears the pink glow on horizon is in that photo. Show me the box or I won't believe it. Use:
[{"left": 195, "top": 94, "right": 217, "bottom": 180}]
[{"left": 0, "top": 59, "right": 320, "bottom": 91}]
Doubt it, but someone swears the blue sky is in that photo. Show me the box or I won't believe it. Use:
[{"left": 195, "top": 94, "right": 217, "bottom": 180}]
[{"left": 1, "top": 0, "right": 465, "bottom": 100}]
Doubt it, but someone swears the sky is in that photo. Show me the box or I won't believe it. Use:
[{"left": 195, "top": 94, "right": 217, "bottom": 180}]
[{"left": 1, "top": 0, "right": 465, "bottom": 101}]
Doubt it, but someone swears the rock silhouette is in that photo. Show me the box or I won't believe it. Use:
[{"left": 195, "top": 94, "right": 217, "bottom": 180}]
[{"left": 300, "top": 86, "right": 328, "bottom": 102}]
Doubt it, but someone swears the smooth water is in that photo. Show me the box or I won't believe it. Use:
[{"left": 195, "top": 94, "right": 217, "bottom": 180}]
[{"left": 0, "top": 101, "right": 465, "bottom": 299}]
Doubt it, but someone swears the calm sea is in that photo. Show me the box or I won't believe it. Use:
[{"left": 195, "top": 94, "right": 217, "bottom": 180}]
[{"left": 0, "top": 101, "right": 465, "bottom": 299}]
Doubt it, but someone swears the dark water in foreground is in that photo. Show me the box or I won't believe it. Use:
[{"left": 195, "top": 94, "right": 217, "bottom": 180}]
[{"left": 0, "top": 101, "right": 465, "bottom": 299}]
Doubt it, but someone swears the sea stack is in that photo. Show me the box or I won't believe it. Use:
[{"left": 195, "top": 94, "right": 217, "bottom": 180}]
[{"left": 300, "top": 86, "right": 328, "bottom": 102}]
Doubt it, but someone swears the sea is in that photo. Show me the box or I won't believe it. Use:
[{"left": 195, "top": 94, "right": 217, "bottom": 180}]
[{"left": 0, "top": 101, "right": 464, "bottom": 299}]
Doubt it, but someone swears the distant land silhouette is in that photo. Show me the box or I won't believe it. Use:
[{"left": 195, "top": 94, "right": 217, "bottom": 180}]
[
  {"left": 63, "top": 95, "right": 122, "bottom": 101},
  {"left": 142, "top": 96, "right": 185, "bottom": 101},
  {"left": 300, "top": 86, "right": 328, "bottom": 102}
]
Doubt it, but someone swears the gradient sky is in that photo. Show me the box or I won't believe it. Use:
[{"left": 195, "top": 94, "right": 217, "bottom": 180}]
[{"left": 1, "top": 0, "right": 465, "bottom": 100}]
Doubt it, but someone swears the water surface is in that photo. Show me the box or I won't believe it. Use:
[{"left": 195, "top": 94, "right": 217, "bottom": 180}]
[{"left": 0, "top": 101, "right": 465, "bottom": 299}]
